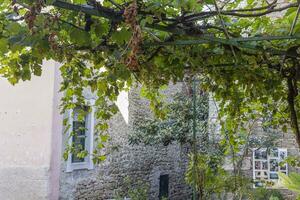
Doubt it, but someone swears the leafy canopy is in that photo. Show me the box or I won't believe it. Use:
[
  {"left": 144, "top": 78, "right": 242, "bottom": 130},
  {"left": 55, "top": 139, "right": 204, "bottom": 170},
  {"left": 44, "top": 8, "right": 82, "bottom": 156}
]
[{"left": 1, "top": 0, "right": 300, "bottom": 154}]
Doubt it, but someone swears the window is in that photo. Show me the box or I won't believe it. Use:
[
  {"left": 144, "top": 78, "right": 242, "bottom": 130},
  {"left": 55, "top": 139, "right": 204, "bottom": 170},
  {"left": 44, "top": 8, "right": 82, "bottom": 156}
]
[
  {"left": 71, "top": 107, "right": 88, "bottom": 163},
  {"left": 253, "top": 148, "right": 288, "bottom": 188},
  {"left": 66, "top": 100, "right": 95, "bottom": 172},
  {"left": 159, "top": 174, "right": 169, "bottom": 199}
]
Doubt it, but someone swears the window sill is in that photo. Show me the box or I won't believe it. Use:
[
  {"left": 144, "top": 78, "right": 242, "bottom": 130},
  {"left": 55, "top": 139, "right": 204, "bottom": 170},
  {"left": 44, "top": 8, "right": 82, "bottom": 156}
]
[{"left": 66, "top": 162, "right": 94, "bottom": 172}]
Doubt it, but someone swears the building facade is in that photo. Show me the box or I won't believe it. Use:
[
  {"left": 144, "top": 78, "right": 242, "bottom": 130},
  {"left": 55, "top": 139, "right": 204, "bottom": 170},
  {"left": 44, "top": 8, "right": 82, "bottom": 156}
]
[
  {"left": 0, "top": 60, "right": 63, "bottom": 200},
  {"left": 59, "top": 84, "right": 192, "bottom": 200},
  {"left": 0, "top": 60, "right": 299, "bottom": 200}
]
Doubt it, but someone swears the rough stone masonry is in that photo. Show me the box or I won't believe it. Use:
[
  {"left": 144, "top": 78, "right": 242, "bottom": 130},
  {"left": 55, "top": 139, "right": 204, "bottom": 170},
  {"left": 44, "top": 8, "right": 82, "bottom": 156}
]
[
  {"left": 59, "top": 84, "right": 192, "bottom": 200},
  {"left": 59, "top": 83, "right": 300, "bottom": 200}
]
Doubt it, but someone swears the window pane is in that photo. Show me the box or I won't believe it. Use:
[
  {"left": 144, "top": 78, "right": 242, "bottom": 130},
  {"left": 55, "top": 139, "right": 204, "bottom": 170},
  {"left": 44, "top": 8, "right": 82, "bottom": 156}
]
[
  {"left": 254, "top": 149, "right": 260, "bottom": 159},
  {"left": 262, "top": 161, "right": 268, "bottom": 170},
  {"left": 262, "top": 171, "right": 268, "bottom": 179},
  {"left": 72, "top": 136, "right": 85, "bottom": 163},
  {"left": 255, "top": 171, "right": 262, "bottom": 179},
  {"left": 254, "top": 149, "right": 267, "bottom": 160},
  {"left": 73, "top": 121, "right": 86, "bottom": 136},
  {"left": 279, "top": 151, "right": 286, "bottom": 160},
  {"left": 269, "top": 172, "right": 278, "bottom": 180},
  {"left": 270, "top": 159, "right": 278, "bottom": 172},
  {"left": 270, "top": 148, "right": 278, "bottom": 157},
  {"left": 71, "top": 106, "right": 88, "bottom": 163},
  {"left": 255, "top": 161, "right": 261, "bottom": 170}
]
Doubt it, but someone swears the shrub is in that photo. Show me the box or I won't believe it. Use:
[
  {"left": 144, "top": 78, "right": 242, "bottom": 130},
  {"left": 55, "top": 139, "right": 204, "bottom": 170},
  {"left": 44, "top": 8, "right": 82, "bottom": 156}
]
[
  {"left": 249, "top": 188, "right": 284, "bottom": 200},
  {"left": 114, "top": 177, "right": 149, "bottom": 200}
]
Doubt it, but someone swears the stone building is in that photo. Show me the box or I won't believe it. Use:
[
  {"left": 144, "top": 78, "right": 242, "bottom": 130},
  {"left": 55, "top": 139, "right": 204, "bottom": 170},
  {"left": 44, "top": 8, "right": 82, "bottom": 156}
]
[
  {"left": 59, "top": 84, "right": 192, "bottom": 200},
  {"left": 0, "top": 60, "right": 300, "bottom": 200},
  {"left": 59, "top": 81, "right": 300, "bottom": 200},
  {"left": 0, "top": 61, "right": 193, "bottom": 200},
  {"left": 57, "top": 2, "right": 300, "bottom": 198}
]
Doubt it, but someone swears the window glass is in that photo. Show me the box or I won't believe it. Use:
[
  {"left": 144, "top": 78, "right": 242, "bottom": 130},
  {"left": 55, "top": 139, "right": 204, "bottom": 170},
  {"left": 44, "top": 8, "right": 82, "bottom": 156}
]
[
  {"left": 66, "top": 102, "right": 95, "bottom": 172},
  {"left": 71, "top": 107, "right": 88, "bottom": 163},
  {"left": 253, "top": 148, "right": 288, "bottom": 188}
]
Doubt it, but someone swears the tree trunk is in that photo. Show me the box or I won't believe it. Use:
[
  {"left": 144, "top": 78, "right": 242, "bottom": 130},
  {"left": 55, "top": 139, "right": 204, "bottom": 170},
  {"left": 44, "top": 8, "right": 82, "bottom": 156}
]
[{"left": 287, "top": 77, "right": 300, "bottom": 148}]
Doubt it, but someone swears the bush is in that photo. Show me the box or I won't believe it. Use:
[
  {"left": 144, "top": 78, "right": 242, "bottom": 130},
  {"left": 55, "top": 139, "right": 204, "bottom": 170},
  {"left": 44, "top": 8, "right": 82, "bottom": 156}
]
[
  {"left": 114, "top": 177, "right": 149, "bottom": 200},
  {"left": 250, "top": 188, "right": 284, "bottom": 200}
]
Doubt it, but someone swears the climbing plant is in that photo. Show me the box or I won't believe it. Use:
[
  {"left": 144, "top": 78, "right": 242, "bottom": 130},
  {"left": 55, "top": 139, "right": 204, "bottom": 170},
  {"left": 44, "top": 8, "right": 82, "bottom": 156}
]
[
  {"left": 2, "top": 0, "right": 300, "bottom": 160},
  {"left": 130, "top": 83, "right": 208, "bottom": 146}
]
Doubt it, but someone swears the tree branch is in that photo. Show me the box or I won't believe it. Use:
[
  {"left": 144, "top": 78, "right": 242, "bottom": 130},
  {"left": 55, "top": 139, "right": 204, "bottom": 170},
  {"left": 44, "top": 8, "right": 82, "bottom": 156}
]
[
  {"left": 213, "top": 0, "right": 237, "bottom": 60},
  {"left": 144, "top": 35, "right": 300, "bottom": 58},
  {"left": 184, "top": 2, "right": 299, "bottom": 22},
  {"left": 50, "top": 0, "right": 190, "bottom": 36},
  {"left": 289, "top": 4, "right": 300, "bottom": 35},
  {"left": 15, "top": 1, "right": 86, "bottom": 31},
  {"left": 52, "top": 0, "right": 123, "bottom": 21}
]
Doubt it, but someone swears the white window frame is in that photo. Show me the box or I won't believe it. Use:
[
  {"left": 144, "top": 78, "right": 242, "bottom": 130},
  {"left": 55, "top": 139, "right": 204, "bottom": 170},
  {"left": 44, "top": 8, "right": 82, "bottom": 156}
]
[
  {"left": 66, "top": 99, "right": 95, "bottom": 172},
  {"left": 252, "top": 147, "right": 288, "bottom": 188}
]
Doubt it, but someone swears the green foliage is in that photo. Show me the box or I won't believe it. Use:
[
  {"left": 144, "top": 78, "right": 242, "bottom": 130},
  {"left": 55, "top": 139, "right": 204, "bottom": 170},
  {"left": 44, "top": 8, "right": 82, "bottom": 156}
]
[
  {"left": 279, "top": 172, "right": 300, "bottom": 199},
  {"left": 185, "top": 151, "right": 252, "bottom": 199},
  {"left": 185, "top": 152, "right": 227, "bottom": 199},
  {"left": 114, "top": 177, "right": 149, "bottom": 200},
  {"left": 1, "top": 0, "right": 300, "bottom": 162},
  {"left": 249, "top": 188, "right": 284, "bottom": 200},
  {"left": 130, "top": 89, "right": 208, "bottom": 145},
  {"left": 284, "top": 156, "right": 300, "bottom": 168}
]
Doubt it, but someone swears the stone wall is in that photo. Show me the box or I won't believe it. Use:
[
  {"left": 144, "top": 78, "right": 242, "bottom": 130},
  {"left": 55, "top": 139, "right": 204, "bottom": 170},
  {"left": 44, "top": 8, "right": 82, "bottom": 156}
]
[
  {"left": 59, "top": 84, "right": 192, "bottom": 200},
  {"left": 59, "top": 85, "right": 300, "bottom": 200}
]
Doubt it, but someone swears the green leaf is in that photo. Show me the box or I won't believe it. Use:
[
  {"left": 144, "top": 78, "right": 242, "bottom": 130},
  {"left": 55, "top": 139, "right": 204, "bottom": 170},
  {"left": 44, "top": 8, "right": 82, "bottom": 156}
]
[
  {"left": 97, "top": 155, "right": 106, "bottom": 161},
  {"left": 0, "top": 38, "right": 8, "bottom": 54},
  {"left": 63, "top": 151, "right": 69, "bottom": 161},
  {"left": 7, "top": 76, "right": 17, "bottom": 85},
  {"left": 70, "top": 29, "right": 91, "bottom": 46},
  {"left": 72, "top": 0, "right": 85, "bottom": 4},
  {"left": 45, "top": 0, "right": 56, "bottom": 4},
  {"left": 111, "top": 28, "right": 131, "bottom": 45},
  {"left": 6, "top": 22, "right": 22, "bottom": 34},
  {"left": 32, "top": 64, "right": 42, "bottom": 76},
  {"left": 100, "top": 134, "right": 109, "bottom": 142},
  {"left": 204, "top": 0, "right": 214, "bottom": 4},
  {"left": 99, "top": 123, "right": 109, "bottom": 131},
  {"left": 93, "top": 21, "right": 109, "bottom": 37}
]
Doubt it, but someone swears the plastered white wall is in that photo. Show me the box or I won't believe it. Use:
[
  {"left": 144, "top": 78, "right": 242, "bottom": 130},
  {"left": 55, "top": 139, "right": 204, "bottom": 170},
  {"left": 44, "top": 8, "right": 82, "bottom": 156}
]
[{"left": 0, "top": 60, "right": 59, "bottom": 200}]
